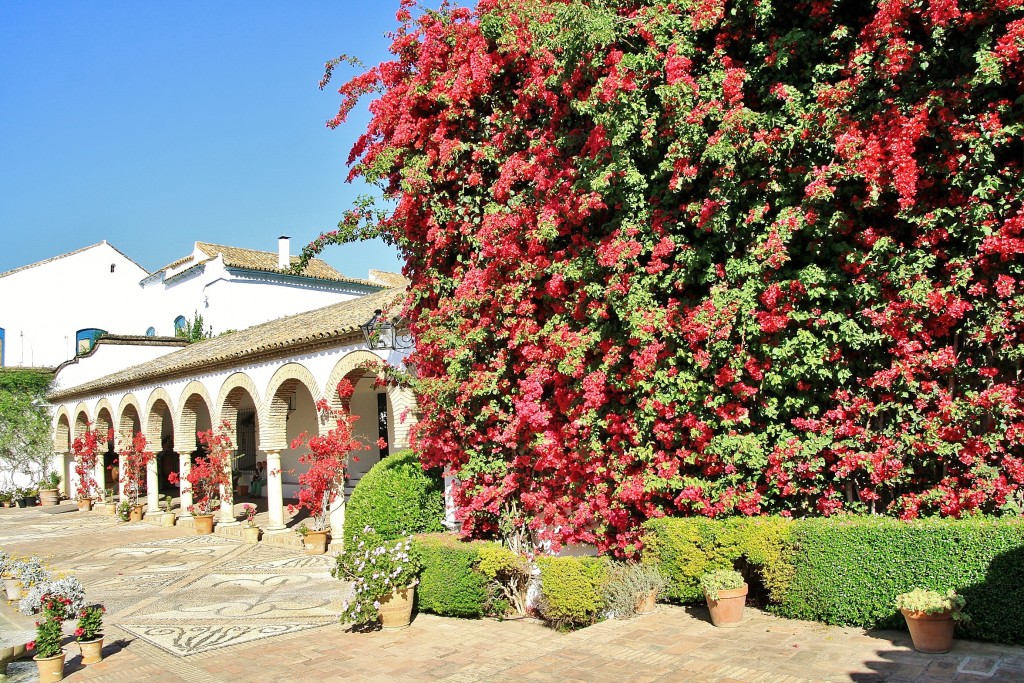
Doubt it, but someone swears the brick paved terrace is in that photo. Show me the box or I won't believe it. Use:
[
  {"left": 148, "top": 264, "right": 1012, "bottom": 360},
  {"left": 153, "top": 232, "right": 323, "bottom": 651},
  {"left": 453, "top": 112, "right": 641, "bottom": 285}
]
[{"left": 1, "top": 505, "right": 1021, "bottom": 682}]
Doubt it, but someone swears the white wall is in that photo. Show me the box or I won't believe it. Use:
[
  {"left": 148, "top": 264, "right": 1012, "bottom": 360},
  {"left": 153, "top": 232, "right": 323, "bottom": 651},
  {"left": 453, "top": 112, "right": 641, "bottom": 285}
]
[
  {"left": 0, "top": 243, "right": 150, "bottom": 368},
  {"left": 52, "top": 340, "right": 186, "bottom": 392}
]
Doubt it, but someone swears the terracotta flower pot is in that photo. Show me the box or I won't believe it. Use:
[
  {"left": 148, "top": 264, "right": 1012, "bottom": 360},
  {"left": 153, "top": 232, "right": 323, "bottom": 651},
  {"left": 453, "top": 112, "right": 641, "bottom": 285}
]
[
  {"left": 705, "top": 583, "right": 748, "bottom": 628},
  {"left": 128, "top": 505, "right": 144, "bottom": 523},
  {"left": 193, "top": 514, "right": 215, "bottom": 535},
  {"left": 241, "top": 526, "right": 261, "bottom": 544},
  {"left": 304, "top": 529, "right": 330, "bottom": 555},
  {"left": 635, "top": 589, "right": 658, "bottom": 615},
  {"left": 33, "top": 650, "right": 65, "bottom": 682},
  {"left": 78, "top": 637, "right": 104, "bottom": 665},
  {"left": 161, "top": 512, "right": 176, "bottom": 527},
  {"left": 77, "top": 499, "right": 93, "bottom": 512},
  {"left": 39, "top": 489, "right": 60, "bottom": 507},
  {"left": 379, "top": 582, "right": 418, "bottom": 629},
  {"left": 901, "top": 608, "right": 955, "bottom": 654}
]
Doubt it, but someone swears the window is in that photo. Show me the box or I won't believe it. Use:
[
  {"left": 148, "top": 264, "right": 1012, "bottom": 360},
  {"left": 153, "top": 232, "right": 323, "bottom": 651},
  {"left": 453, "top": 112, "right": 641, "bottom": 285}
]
[
  {"left": 173, "top": 316, "right": 187, "bottom": 335},
  {"left": 110, "top": 263, "right": 116, "bottom": 273},
  {"left": 75, "top": 328, "right": 107, "bottom": 355},
  {"left": 145, "top": 327, "right": 156, "bottom": 337}
]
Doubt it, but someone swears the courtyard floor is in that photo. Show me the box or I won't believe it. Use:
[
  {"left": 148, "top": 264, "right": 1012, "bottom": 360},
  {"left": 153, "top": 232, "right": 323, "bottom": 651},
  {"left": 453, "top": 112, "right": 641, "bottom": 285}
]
[{"left": 0, "top": 505, "right": 1022, "bottom": 683}]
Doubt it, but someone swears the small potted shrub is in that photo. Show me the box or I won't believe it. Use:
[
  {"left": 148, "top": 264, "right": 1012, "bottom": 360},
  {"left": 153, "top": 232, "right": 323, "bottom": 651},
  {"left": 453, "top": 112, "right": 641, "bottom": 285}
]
[
  {"left": 38, "top": 472, "right": 62, "bottom": 506},
  {"left": 169, "top": 423, "right": 233, "bottom": 535},
  {"left": 700, "top": 569, "right": 747, "bottom": 628},
  {"left": 75, "top": 605, "right": 106, "bottom": 664},
  {"left": 895, "top": 588, "right": 967, "bottom": 654},
  {"left": 335, "top": 527, "right": 421, "bottom": 629},
  {"left": 241, "top": 504, "right": 260, "bottom": 543},
  {"left": 161, "top": 495, "right": 176, "bottom": 527},
  {"left": 0, "top": 489, "right": 12, "bottom": 508},
  {"left": 603, "top": 562, "right": 667, "bottom": 618},
  {"left": 30, "top": 608, "right": 65, "bottom": 682}
]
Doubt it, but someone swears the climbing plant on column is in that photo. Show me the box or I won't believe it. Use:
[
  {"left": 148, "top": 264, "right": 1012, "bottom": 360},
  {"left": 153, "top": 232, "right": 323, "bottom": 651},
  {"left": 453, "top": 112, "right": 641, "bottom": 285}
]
[{"left": 304, "top": 0, "right": 1024, "bottom": 553}]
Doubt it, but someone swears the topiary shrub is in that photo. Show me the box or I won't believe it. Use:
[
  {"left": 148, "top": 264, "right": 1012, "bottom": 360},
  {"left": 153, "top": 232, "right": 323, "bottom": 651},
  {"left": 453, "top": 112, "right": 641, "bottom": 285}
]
[
  {"left": 778, "top": 516, "right": 1024, "bottom": 644},
  {"left": 641, "top": 516, "right": 794, "bottom": 603},
  {"left": 413, "top": 533, "right": 495, "bottom": 618},
  {"left": 344, "top": 449, "right": 445, "bottom": 547},
  {"left": 536, "top": 556, "right": 609, "bottom": 630}
]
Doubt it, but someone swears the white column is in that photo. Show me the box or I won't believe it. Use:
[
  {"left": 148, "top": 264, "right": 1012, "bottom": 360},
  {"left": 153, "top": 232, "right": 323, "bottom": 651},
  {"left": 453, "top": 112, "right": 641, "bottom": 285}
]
[
  {"left": 328, "top": 492, "right": 345, "bottom": 541},
  {"left": 179, "top": 452, "right": 193, "bottom": 517},
  {"left": 55, "top": 452, "right": 70, "bottom": 498},
  {"left": 218, "top": 461, "right": 236, "bottom": 526},
  {"left": 146, "top": 458, "right": 160, "bottom": 513},
  {"left": 265, "top": 449, "right": 285, "bottom": 531},
  {"left": 94, "top": 457, "right": 105, "bottom": 501}
]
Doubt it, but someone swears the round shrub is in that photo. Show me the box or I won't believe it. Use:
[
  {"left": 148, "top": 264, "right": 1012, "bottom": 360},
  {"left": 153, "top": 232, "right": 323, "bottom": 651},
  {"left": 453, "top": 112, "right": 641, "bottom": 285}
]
[{"left": 343, "top": 449, "right": 445, "bottom": 547}]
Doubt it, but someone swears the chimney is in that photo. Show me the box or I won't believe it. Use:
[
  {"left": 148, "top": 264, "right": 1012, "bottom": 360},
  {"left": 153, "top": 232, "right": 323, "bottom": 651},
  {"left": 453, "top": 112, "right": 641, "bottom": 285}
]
[{"left": 277, "top": 235, "right": 290, "bottom": 269}]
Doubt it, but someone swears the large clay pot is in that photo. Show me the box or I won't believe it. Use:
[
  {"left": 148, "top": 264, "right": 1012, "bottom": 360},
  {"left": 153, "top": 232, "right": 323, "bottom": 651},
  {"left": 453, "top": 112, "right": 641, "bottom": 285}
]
[
  {"left": 379, "top": 582, "right": 417, "bottom": 629},
  {"left": 241, "top": 526, "right": 261, "bottom": 544},
  {"left": 33, "top": 651, "right": 65, "bottom": 682},
  {"left": 39, "top": 489, "right": 60, "bottom": 507},
  {"left": 901, "top": 609, "right": 955, "bottom": 653},
  {"left": 128, "top": 505, "right": 144, "bottom": 523},
  {"left": 161, "top": 512, "right": 176, "bottom": 527},
  {"left": 705, "top": 583, "right": 748, "bottom": 628},
  {"left": 78, "top": 637, "right": 104, "bottom": 665},
  {"left": 77, "top": 499, "right": 93, "bottom": 512},
  {"left": 304, "top": 529, "right": 330, "bottom": 555},
  {"left": 193, "top": 514, "right": 215, "bottom": 535}
]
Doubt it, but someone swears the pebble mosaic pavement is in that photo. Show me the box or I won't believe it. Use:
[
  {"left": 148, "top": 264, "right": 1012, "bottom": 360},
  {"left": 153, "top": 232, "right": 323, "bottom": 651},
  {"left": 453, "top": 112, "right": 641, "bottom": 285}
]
[{"left": 0, "top": 505, "right": 1022, "bottom": 682}]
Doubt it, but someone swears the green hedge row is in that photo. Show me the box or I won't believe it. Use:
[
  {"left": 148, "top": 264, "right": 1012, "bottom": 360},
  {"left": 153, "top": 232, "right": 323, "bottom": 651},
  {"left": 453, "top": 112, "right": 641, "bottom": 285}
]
[
  {"left": 641, "top": 516, "right": 1024, "bottom": 644},
  {"left": 413, "top": 533, "right": 497, "bottom": 618}
]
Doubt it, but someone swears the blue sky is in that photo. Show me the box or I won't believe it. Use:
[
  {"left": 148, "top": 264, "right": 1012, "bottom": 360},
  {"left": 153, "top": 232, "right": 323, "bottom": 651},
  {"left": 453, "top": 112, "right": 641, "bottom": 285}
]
[{"left": 0, "top": 2, "right": 409, "bottom": 278}]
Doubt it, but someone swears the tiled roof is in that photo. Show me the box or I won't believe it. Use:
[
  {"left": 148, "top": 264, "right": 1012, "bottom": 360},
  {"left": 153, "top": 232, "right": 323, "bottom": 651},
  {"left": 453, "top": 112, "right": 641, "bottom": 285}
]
[
  {"left": 49, "top": 288, "right": 406, "bottom": 401},
  {"left": 194, "top": 242, "right": 378, "bottom": 286},
  {"left": 369, "top": 270, "right": 410, "bottom": 287}
]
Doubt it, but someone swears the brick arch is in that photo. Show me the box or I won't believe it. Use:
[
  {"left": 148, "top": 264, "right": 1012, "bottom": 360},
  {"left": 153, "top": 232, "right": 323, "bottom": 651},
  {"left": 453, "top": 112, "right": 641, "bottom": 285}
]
[
  {"left": 216, "top": 372, "right": 263, "bottom": 428},
  {"left": 176, "top": 381, "right": 215, "bottom": 451},
  {"left": 144, "top": 387, "right": 176, "bottom": 447},
  {"left": 54, "top": 409, "right": 71, "bottom": 453},
  {"left": 324, "top": 350, "right": 385, "bottom": 411},
  {"left": 94, "top": 399, "right": 114, "bottom": 430},
  {"left": 73, "top": 402, "right": 91, "bottom": 439},
  {"left": 117, "top": 394, "right": 143, "bottom": 438},
  {"left": 261, "top": 363, "right": 322, "bottom": 449}
]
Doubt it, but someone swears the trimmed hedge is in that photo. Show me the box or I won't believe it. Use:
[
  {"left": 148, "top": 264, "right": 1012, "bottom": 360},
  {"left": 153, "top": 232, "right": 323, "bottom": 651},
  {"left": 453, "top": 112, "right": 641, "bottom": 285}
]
[
  {"left": 780, "top": 517, "right": 1024, "bottom": 644},
  {"left": 413, "top": 533, "right": 497, "bottom": 618},
  {"left": 535, "top": 556, "right": 609, "bottom": 630},
  {"left": 641, "top": 516, "right": 1024, "bottom": 645},
  {"left": 344, "top": 449, "right": 445, "bottom": 547},
  {"left": 641, "top": 516, "right": 794, "bottom": 603}
]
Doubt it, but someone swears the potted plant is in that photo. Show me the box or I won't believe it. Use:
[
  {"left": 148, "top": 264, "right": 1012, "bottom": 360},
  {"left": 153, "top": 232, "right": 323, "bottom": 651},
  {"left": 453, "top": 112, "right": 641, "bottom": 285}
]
[
  {"left": 241, "top": 504, "right": 260, "bottom": 543},
  {"left": 117, "top": 432, "right": 151, "bottom": 521},
  {"left": 0, "top": 489, "right": 11, "bottom": 508},
  {"left": 30, "top": 607, "right": 65, "bottom": 682},
  {"left": 37, "top": 471, "right": 62, "bottom": 506},
  {"left": 334, "top": 527, "right": 421, "bottom": 629},
  {"left": 100, "top": 489, "right": 116, "bottom": 516},
  {"left": 895, "top": 588, "right": 967, "bottom": 654},
  {"left": 602, "top": 562, "right": 667, "bottom": 617},
  {"left": 169, "top": 422, "right": 233, "bottom": 535},
  {"left": 9, "top": 557, "right": 51, "bottom": 602},
  {"left": 116, "top": 500, "right": 132, "bottom": 522},
  {"left": 288, "top": 380, "right": 368, "bottom": 555},
  {"left": 23, "top": 488, "right": 38, "bottom": 507},
  {"left": 161, "top": 495, "right": 176, "bottom": 527},
  {"left": 75, "top": 605, "right": 106, "bottom": 664},
  {"left": 700, "top": 569, "right": 747, "bottom": 628},
  {"left": 71, "top": 426, "right": 107, "bottom": 511}
]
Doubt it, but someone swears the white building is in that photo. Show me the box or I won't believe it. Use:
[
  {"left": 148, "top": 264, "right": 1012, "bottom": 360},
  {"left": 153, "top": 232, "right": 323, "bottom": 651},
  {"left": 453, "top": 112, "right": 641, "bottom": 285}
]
[{"left": 0, "top": 237, "right": 396, "bottom": 369}]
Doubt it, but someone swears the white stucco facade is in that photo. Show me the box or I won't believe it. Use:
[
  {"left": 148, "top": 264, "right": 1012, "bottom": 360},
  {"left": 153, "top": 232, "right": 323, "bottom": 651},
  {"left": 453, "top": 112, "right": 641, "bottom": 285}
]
[{"left": 0, "top": 242, "right": 150, "bottom": 368}]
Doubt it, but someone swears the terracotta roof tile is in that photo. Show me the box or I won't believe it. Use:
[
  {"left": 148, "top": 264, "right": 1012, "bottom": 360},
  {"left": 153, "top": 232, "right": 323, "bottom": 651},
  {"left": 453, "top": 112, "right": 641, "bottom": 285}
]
[
  {"left": 49, "top": 288, "right": 406, "bottom": 401},
  {"left": 194, "top": 242, "right": 377, "bottom": 286}
]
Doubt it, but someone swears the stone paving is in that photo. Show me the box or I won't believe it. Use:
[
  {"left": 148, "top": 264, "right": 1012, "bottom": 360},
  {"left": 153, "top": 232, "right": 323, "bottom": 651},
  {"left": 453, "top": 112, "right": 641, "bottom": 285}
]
[{"left": 1, "top": 505, "right": 1022, "bottom": 682}]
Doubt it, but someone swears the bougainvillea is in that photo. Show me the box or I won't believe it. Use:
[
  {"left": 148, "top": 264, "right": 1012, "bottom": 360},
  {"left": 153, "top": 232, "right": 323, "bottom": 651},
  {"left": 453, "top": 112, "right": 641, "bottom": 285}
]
[
  {"left": 170, "top": 422, "right": 233, "bottom": 516},
  {"left": 116, "top": 432, "right": 151, "bottom": 508},
  {"left": 306, "top": 0, "right": 1024, "bottom": 553},
  {"left": 71, "top": 425, "right": 109, "bottom": 501},
  {"left": 289, "top": 380, "right": 368, "bottom": 531}
]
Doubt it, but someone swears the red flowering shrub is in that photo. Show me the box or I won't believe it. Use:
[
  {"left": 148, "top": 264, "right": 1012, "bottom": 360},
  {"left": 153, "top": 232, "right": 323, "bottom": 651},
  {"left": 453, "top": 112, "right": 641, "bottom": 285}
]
[
  {"left": 170, "top": 422, "right": 233, "bottom": 516},
  {"left": 307, "top": 0, "right": 1024, "bottom": 553},
  {"left": 71, "top": 425, "right": 109, "bottom": 501},
  {"left": 289, "top": 380, "right": 368, "bottom": 531},
  {"left": 117, "top": 432, "right": 151, "bottom": 508}
]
